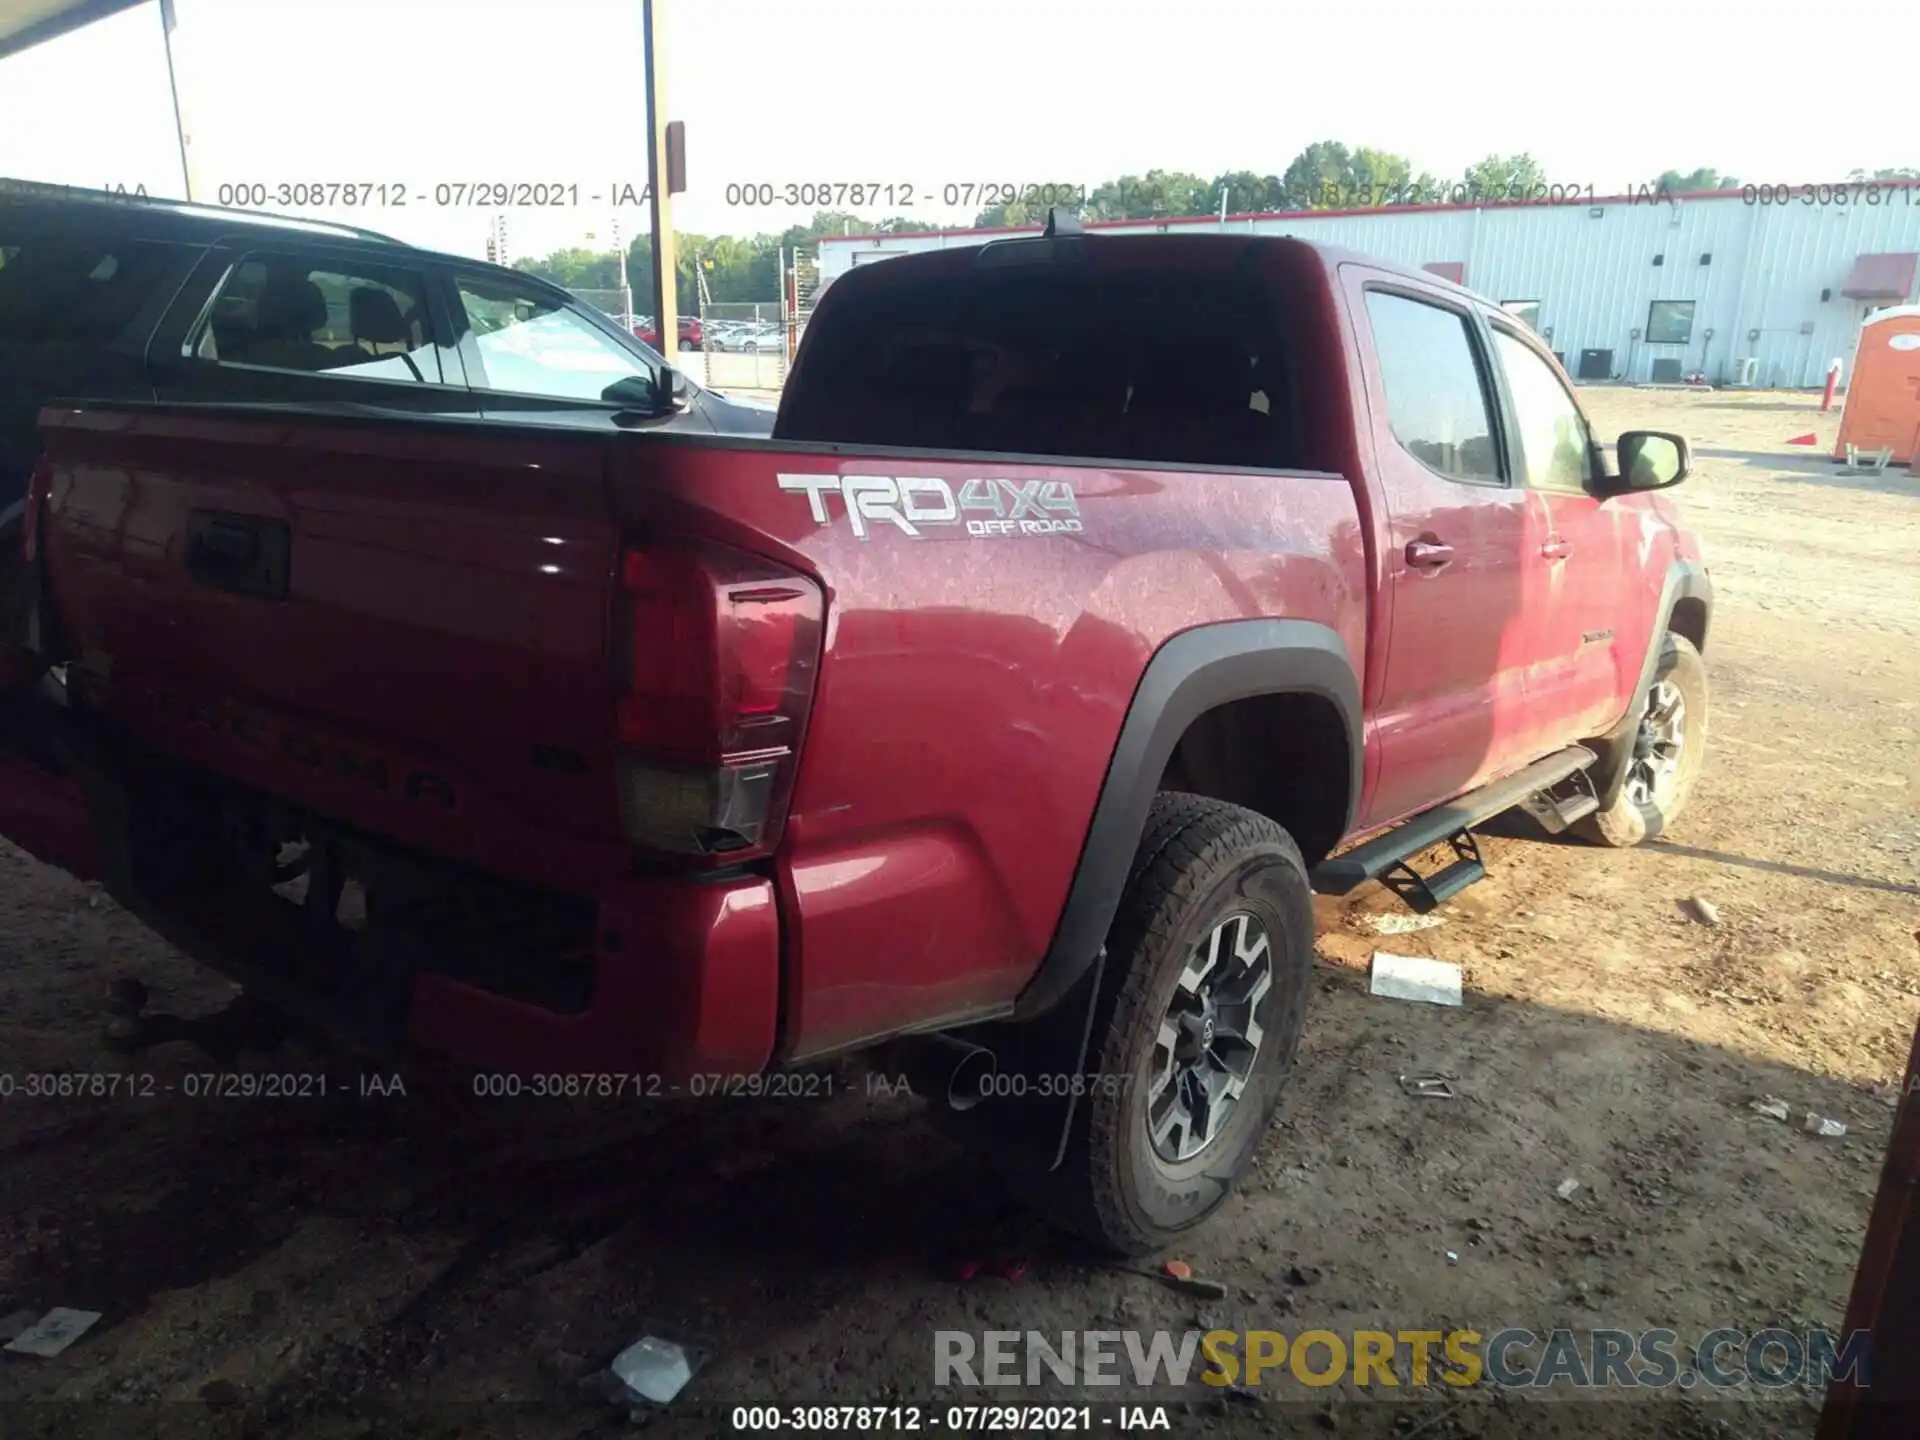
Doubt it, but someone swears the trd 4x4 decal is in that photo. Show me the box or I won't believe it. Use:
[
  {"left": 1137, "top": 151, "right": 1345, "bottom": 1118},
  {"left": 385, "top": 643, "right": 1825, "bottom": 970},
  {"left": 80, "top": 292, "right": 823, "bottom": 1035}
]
[{"left": 777, "top": 473, "right": 1083, "bottom": 540}]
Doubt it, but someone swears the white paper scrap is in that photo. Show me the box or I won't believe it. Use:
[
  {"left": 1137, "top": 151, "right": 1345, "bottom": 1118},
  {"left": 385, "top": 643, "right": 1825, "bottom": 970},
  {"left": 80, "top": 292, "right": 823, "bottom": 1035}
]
[
  {"left": 1369, "top": 952, "right": 1463, "bottom": 1007},
  {"left": 3, "top": 1308, "right": 102, "bottom": 1358}
]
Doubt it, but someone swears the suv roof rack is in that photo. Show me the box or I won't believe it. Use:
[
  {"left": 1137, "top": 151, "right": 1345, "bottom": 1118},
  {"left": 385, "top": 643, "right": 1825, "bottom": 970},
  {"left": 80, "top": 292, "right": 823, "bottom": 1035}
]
[{"left": 0, "top": 177, "right": 412, "bottom": 247}]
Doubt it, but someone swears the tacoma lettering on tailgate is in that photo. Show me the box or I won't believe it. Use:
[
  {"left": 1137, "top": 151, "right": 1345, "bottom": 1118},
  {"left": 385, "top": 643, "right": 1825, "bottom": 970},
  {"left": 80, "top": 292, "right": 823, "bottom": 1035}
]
[{"left": 776, "top": 473, "right": 1083, "bottom": 540}]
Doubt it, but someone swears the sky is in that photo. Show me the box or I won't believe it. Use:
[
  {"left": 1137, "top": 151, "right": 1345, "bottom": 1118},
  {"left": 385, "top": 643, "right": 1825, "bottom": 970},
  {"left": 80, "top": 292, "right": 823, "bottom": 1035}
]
[{"left": 0, "top": 0, "right": 1911, "bottom": 268}]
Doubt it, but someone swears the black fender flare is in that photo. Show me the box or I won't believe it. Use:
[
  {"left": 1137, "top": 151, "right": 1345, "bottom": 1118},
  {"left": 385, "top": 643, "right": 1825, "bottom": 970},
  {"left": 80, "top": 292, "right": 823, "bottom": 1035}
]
[
  {"left": 1586, "top": 559, "right": 1713, "bottom": 807},
  {"left": 1013, "top": 618, "right": 1362, "bottom": 1021}
]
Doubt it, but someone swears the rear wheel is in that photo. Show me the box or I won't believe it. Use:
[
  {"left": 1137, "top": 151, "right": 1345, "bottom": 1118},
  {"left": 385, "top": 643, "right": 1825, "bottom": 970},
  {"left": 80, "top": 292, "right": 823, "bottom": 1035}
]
[
  {"left": 1577, "top": 633, "right": 1709, "bottom": 847},
  {"left": 1044, "top": 793, "right": 1314, "bottom": 1256}
]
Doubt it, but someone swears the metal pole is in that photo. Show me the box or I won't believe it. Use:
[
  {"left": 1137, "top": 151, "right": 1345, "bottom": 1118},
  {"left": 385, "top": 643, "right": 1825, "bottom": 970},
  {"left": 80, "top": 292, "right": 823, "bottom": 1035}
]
[
  {"left": 641, "top": 0, "right": 678, "bottom": 362},
  {"left": 613, "top": 215, "right": 631, "bottom": 326},
  {"left": 157, "top": 0, "right": 203, "bottom": 202}
]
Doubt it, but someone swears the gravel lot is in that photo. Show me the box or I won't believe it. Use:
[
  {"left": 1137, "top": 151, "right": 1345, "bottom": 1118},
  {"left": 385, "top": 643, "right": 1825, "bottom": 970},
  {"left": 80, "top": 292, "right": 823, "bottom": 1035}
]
[{"left": 1, "top": 389, "right": 1915, "bottom": 1438}]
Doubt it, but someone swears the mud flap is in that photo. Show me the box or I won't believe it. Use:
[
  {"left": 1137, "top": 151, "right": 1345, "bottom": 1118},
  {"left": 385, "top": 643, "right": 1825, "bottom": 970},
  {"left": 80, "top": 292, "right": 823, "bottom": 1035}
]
[{"left": 938, "top": 947, "right": 1108, "bottom": 1176}]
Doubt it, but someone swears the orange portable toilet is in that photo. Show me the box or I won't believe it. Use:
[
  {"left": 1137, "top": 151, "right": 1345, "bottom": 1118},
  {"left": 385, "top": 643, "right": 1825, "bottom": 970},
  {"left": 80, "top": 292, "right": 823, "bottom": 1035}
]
[{"left": 1834, "top": 304, "right": 1920, "bottom": 468}]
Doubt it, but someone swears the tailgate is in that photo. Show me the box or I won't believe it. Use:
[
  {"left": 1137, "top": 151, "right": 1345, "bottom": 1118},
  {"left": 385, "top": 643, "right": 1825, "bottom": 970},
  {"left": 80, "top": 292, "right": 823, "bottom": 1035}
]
[{"left": 36, "top": 404, "right": 628, "bottom": 892}]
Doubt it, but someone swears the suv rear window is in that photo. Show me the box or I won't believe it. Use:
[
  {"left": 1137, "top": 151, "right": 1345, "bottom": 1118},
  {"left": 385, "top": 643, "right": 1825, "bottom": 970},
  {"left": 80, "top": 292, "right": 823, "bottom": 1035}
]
[
  {"left": 192, "top": 254, "right": 443, "bottom": 384},
  {"left": 0, "top": 234, "right": 193, "bottom": 347},
  {"left": 778, "top": 254, "right": 1297, "bottom": 469}
]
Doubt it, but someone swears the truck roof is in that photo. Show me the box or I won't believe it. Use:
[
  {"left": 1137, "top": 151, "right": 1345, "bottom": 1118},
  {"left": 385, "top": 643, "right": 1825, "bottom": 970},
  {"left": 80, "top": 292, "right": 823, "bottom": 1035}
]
[{"left": 827, "top": 230, "right": 1488, "bottom": 306}]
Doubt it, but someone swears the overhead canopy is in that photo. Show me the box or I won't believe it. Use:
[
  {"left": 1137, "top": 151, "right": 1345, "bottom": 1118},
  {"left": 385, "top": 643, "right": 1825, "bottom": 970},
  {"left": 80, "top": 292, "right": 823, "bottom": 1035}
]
[
  {"left": 1841, "top": 252, "right": 1919, "bottom": 302},
  {"left": 0, "top": 0, "right": 143, "bottom": 62}
]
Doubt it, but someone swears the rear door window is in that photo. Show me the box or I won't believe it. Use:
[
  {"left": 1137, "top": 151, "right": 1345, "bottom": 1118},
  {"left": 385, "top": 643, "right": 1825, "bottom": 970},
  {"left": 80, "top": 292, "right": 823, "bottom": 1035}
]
[
  {"left": 1362, "top": 289, "right": 1503, "bottom": 484},
  {"left": 0, "top": 233, "right": 195, "bottom": 348},
  {"left": 188, "top": 253, "right": 445, "bottom": 384},
  {"left": 778, "top": 255, "right": 1295, "bottom": 468}
]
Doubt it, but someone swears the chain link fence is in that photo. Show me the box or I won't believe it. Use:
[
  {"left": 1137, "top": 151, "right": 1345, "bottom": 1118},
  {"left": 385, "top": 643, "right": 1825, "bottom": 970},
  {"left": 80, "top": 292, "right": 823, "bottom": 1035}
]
[{"left": 553, "top": 246, "right": 825, "bottom": 397}]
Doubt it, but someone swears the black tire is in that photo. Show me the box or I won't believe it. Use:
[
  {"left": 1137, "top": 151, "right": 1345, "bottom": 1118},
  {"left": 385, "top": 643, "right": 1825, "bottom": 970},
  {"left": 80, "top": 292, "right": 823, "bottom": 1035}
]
[
  {"left": 1577, "top": 633, "right": 1709, "bottom": 848},
  {"left": 1045, "top": 792, "right": 1314, "bottom": 1256}
]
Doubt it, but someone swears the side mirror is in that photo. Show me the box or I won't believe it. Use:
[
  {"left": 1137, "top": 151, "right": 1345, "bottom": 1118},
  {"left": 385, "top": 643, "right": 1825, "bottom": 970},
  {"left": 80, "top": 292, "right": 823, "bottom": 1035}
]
[
  {"left": 600, "top": 370, "right": 689, "bottom": 414},
  {"left": 660, "top": 366, "right": 691, "bottom": 412},
  {"left": 1607, "top": 430, "right": 1690, "bottom": 493}
]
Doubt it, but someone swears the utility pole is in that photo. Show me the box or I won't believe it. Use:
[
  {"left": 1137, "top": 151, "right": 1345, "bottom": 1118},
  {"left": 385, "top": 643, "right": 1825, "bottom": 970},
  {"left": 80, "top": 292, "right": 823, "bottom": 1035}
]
[
  {"left": 157, "top": 0, "right": 208, "bottom": 202},
  {"left": 641, "top": 0, "right": 677, "bottom": 362}
]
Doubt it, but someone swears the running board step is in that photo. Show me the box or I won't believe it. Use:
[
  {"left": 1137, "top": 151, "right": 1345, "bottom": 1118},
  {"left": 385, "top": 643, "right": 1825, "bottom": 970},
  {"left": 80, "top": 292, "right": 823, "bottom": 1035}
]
[
  {"left": 1381, "top": 830, "right": 1484, "bottom": 914},
  {"left": 1311, "top": 745, "right": 1597, "bottom": 905},
  {"left": 1517, "top": 768, "right": 1600, "bottom": 835}
]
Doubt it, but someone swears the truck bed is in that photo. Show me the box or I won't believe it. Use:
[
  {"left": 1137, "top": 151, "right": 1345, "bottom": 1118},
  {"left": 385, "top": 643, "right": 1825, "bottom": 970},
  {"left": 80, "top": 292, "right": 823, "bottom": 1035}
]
[{"left": 21, "top": 398, "right": 1364, "bottom": 1072}]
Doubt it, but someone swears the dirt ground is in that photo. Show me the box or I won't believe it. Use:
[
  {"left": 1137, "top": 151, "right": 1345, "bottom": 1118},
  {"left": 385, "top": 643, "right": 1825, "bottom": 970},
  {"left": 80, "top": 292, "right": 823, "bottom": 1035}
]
[{"left": 1, "top": 389, "right": 1916, "bottom": 1438}]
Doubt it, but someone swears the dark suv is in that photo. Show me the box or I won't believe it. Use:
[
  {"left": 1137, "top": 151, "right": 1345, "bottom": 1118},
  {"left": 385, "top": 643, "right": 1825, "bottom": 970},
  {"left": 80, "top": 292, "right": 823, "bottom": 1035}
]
[{"left": 0, "top": 181, "right": 774, "bottom": 520}]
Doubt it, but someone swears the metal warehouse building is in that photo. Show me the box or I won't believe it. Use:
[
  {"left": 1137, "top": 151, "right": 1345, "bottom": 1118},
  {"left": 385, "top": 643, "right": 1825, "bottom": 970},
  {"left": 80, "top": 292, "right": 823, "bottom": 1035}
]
[{"left": 815, "top": 187, "right": 1920, "bottom": 389}]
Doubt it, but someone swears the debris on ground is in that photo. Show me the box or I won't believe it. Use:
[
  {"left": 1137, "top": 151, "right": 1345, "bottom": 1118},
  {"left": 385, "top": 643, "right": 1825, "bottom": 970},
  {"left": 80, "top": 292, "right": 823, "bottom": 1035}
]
[
  {"left": 1285, "top": 1265, "right": 1324, "bottom": 1287},
  {"left": 0, "top": 1309, "right": 40, "bottom": 1343},
  {"left": 1686, "top": 897, "right": 1722, "bottom": 926},
  {"left": 1368, "top": 953, "right": 1462, "bottom": 1007},
  {"left": 1364, "top": 912, "right": 1446, "bottom": 935},
  {"left": 1398, "top": 1073, "right": 1457, "bottom": 1100},
  {"left": 1750, "top": 1096, "right": 1792, "bottom": 1122},
  {"left": 1102, "top": 1261, "right": 1227, "bottom": 1299},
  {"left": 2, "top": 1307, "right": 103, "bottom": 1357},
  {"left": 1445, "top": 1251, "right": 1459, "bottom": 1264},
  {"left": 609, "top": 1334, "right": 703, "bottom": 1405},
  {"left": 1555, "top": 1179, "right": 1581, "bottom": 1201},
  {"left": 1802, "top": 1114, "right": 1848, "bottom": 1139}
]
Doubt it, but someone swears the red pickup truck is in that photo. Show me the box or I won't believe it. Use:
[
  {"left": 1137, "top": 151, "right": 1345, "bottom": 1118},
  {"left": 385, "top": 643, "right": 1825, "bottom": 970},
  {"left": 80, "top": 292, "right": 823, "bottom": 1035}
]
[{"left": 0, "top": 224, "right": 1710, "bottom": 1254}]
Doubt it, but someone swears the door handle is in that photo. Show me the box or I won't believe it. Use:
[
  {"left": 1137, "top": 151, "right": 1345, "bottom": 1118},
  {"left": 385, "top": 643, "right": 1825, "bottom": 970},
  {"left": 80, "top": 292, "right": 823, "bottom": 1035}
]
[
  {"left": 1540, "top": 538, "right": 1572, "bottom": 561},
  {"left": 1404, "top": 539, "right": 1455, "bottom": 571}
]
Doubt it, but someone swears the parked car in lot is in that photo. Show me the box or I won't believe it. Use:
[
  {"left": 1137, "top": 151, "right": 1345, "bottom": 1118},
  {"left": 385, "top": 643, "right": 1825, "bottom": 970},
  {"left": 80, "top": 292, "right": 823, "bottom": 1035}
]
[
  {"left": 737, "top": 323, "right": 786, "bottom": 353},
  {"left": 0, "top": 226, "right": 1709, "bottom": 1254},
  {"left": 0, "top": 182, "right": 773, "bottom": 531},
  {"left": 629, "top": 315, "right": 702, "bottom": 350},
  {"left": 703, "top": 320, "right": 758, "bottom": 352}
]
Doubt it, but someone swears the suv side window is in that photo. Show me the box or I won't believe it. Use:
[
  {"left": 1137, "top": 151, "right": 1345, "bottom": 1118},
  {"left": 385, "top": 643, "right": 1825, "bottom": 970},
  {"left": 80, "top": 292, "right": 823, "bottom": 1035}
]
[
  {"left": 0, "top": 233, "right": 197, "bottom": 347},
  {"left": 453, "top": 275, "right": 655, "bottom": 402},
  {"left": 189, "top": 253, "right": 444, "bottom": 384},
  {"left": 1491, "top": 327, "right": 1595, "bottom": 493},
  {"left": 1363, "top": 289, "right": 1502, "bottom": 483}
]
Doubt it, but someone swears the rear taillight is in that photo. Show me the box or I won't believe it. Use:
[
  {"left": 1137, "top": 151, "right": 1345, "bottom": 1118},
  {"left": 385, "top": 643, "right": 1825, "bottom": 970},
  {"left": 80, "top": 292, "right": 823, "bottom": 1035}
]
[
  {"left": 22, "top": 457, "right": 50, "bottom": 562},
  {"left": 613, "top": 537, "right": 823, "bottom": 862}
]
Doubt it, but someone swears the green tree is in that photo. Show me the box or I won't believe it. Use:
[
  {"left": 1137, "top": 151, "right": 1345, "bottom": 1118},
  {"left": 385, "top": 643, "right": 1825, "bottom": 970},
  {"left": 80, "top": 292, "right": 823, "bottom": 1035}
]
[
  {"left": 1205, "top": 169, "right": 1286, "bottom": 215},
  {"left": 1278, "top": 142, "right": 1432, "bottom": 208},
  {"left": 974, "top": 186, "right": 1086, "bottom": 228},
  {"left": 1280, "top": 140, "right": 1356, "bottom": 206},
  {"left": 1848, "top": 166, "right": 1920, "bottom": 180},
  {"left": 1459, "top": 152, "right": 1549, "bottom": 200},
  {"left": 518, "top": 245, "right": 623, "bottom": 290},
  {"left": 1654, "top": 167, "right": 1738, "bottom": 191},
  {"left": 1085, "top": 169, "right": 1210, "bottom": 220}
]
